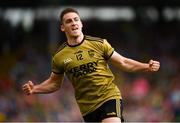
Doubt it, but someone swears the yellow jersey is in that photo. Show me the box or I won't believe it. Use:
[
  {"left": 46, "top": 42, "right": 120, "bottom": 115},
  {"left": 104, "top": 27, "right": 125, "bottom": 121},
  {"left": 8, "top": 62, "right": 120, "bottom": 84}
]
[{"left": 52, "top": 35, "right": 122, "bottom": 116}]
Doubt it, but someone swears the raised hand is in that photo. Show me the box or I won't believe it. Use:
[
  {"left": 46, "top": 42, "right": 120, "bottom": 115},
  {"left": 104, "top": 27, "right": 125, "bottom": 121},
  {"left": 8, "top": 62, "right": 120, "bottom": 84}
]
[
  {"left": 148, "top": 60, "right": 160, "bottom": 72},
  {"left": 22, "top": 81, "right": 34, "bottom": 95}
]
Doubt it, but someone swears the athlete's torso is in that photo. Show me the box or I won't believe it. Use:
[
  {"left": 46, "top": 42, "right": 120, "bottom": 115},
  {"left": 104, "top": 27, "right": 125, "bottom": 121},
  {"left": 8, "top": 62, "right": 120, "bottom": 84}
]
[{"left": 52, "top": 35, "right": 121, "bottom": 115}]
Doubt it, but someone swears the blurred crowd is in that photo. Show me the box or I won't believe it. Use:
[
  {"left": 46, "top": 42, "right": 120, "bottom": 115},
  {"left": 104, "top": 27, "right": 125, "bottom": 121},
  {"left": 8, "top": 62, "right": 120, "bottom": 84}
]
[{"left": 0, "top": 18, "right": 179, "bottom": 122}]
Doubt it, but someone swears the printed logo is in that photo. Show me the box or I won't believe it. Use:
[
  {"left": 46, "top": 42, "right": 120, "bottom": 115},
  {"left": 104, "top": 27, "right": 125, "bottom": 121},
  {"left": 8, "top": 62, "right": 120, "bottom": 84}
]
[
  {"left": 68, "top": 60, "right": 98, "bottom": 78},
  {"left": 64, "top": 58, "right": 72, "bottom": 64},
  {"left": 88, "top": 50, "right": 95, "bottom": 57}
]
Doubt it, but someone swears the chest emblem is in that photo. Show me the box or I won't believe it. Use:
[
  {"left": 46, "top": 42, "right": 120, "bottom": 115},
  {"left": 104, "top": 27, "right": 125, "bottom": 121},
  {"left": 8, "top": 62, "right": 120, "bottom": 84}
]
[{"left": 88, "top": 50, "right": 95, "bottom": 57}]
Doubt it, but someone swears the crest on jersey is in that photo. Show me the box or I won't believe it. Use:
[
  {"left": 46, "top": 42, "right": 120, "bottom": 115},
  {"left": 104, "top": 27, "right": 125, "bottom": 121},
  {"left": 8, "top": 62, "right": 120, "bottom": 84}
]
[{"left": 88, "top": 50, "right": 95, "bottom": 57}]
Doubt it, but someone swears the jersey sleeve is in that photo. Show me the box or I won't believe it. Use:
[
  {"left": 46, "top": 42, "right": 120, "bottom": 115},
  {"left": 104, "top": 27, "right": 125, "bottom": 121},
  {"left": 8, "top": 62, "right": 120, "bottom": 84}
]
[
  {"left": 103, "top": 39, "right": 114, "bottom": 60},
  {"left": 51, "top": 57, "right": 64, "bottom": 74}
]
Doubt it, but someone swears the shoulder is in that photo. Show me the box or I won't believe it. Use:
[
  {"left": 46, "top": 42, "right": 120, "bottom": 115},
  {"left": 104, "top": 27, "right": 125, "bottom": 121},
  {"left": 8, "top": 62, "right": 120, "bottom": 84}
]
[
  {"left": 53, "top": 42, "right": 67, "bottom": 56},
  {"left": 85, "top": 35, "right": 105, "bottom": 43}
]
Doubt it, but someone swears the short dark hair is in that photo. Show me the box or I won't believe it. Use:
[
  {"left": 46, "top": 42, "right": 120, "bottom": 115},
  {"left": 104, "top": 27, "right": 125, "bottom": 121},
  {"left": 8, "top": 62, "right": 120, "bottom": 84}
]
[{"left": 60, "top": 8, "right": 79, "bottom": 24}]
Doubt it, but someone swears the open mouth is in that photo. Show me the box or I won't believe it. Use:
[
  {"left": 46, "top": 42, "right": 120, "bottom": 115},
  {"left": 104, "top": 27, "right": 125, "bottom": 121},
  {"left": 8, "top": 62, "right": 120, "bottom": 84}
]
[{"left": 72, "top": 27, "right": 78, "bottom": 31}]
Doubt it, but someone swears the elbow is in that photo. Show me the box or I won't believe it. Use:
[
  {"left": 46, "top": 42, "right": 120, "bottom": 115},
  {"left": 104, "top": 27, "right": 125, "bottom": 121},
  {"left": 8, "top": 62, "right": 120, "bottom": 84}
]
[
  {"left": 46, "top": 81, "right": 61, "bottom": 93},
  {"left": 48, "top": 85, "right": 60, "bottom": 93},
  {"left": 53, "top": 80, "right": 62, "bottom": 91},
  {"left": 121, "top": 58, "right": 135, "bottom": 72},
  {"left": 117, "top": 60, "right": 132, "bottom": 72},
  {"left": 52, "top": 83, "right": 61, "bottom": 92}
]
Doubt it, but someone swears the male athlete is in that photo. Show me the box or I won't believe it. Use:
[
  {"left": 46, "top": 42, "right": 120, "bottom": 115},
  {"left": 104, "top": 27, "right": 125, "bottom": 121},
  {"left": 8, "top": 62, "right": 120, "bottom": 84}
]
[{"left": 22, "top": 8, "right": 160, "bottom": 122}]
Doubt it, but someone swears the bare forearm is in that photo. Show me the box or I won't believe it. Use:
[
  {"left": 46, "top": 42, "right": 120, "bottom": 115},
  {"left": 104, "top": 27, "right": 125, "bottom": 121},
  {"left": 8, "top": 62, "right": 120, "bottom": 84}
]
[
  {"left": 110, "top": 51, "right": 160, "bottom": 73},
  {"left": 110, "top": 52, "right": 149, "bottom": 72},
  {"left": 33, "top": 79, "right": 60, "bottom": 94},
  {"left": 123, "top": 58, "right": 149, "bottom": 72},
  {"left": 22, "top": 72, "right": 64, "bottom": 95}
]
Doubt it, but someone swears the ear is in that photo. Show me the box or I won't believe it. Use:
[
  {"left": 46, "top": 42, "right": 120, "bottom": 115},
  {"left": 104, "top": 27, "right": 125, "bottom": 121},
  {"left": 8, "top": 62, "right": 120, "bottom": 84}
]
[{"left": 61, "top": 24, "right": 65, "bottom": 32}]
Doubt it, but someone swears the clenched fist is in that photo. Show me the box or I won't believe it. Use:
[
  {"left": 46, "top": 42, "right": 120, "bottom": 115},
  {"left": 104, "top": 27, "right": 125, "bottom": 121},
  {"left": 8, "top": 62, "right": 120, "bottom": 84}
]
[
  {"left": 148, "top": 60, "right": 160, "bottom": 72},
  {"left": 22, "top": 81, "right": 34, "bottom": 95}
]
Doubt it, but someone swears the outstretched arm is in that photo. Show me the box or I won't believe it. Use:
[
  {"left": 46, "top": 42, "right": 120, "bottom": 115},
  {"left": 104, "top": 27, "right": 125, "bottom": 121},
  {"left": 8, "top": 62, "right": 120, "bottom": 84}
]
[
  {"left": 110, "top": 51, "right": 160, "bottom": 72},
  {"left": 22, "top": 72, "right": 64, "bottom": 95}
]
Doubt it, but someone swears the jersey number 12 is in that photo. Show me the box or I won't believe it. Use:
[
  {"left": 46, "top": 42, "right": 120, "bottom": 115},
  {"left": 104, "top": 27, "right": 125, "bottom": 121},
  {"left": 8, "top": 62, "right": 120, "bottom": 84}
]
[{"left": 76, "top": 54, "right": 83, "bottom": 60}]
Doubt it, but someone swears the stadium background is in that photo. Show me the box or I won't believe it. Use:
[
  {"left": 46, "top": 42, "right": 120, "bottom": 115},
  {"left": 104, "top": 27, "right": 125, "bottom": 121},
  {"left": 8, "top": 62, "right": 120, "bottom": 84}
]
[{"left": 0, "top": 0, "right": 179, "bottom": 122}]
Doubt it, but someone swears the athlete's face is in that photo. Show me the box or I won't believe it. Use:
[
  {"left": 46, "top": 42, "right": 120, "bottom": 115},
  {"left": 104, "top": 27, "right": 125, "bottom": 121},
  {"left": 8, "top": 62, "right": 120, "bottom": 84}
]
[{"left": 61, "top": 12, "right": 83, "bottom": 37}]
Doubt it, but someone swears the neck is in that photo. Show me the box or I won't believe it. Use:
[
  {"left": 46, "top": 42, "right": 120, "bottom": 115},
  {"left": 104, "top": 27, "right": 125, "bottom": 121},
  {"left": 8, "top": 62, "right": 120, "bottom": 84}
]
[{"left": 67, "top": 33, "right": 84, "bottom": 46}]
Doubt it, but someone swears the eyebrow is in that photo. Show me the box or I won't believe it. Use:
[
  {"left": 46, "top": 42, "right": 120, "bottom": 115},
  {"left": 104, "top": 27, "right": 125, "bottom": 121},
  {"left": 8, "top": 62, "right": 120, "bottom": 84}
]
[{"left": 65, "top": 17, "right": 79, "bottom": 23}]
